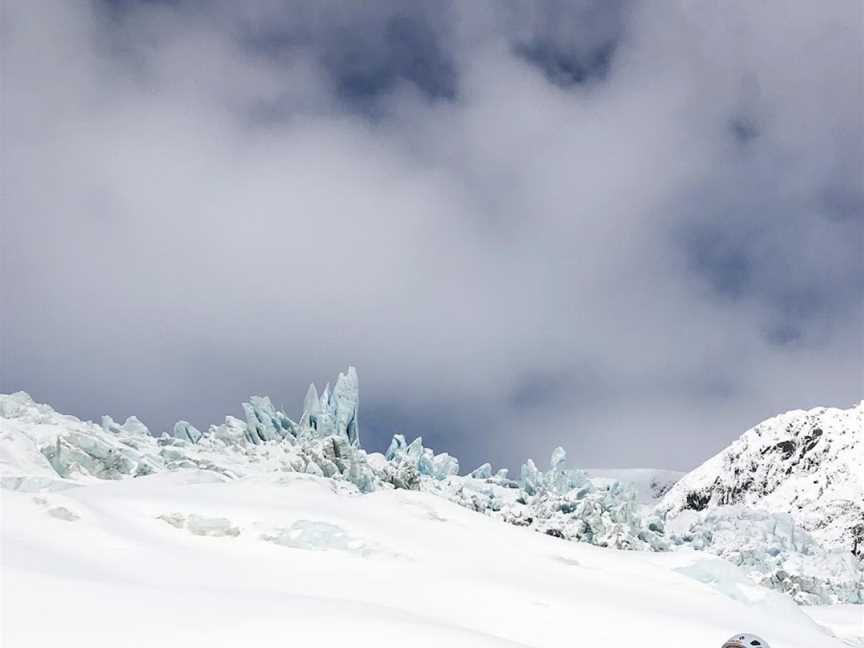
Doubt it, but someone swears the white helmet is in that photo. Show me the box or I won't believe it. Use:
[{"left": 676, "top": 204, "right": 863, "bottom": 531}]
[{"left": 722, "top": 634, "right": 770, "bottom": 648}]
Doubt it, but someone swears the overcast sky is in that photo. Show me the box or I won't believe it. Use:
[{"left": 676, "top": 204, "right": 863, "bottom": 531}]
[{"left": 2, "top": 0, "right": 862, "bottom": 472}]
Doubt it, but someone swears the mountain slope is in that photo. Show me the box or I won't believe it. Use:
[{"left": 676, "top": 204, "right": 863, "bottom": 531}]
[{"left": 657, "top": 403, "right": 864, "bottom": 555}]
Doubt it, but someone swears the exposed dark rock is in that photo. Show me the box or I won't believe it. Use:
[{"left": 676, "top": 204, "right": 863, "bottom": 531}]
[{"left": 685, "top": 490, "right": 711, "bottom": 511}]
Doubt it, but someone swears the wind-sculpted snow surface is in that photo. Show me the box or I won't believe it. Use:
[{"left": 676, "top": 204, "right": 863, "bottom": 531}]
[
  {"left": 658, "top": 403, "right": 864, "bottom": 555},
  {"left": 2, "top": 471, "right": 852, "bottom": 648},
  {"left": 1, "top": 372, "right": 862, "bottom": 607}
]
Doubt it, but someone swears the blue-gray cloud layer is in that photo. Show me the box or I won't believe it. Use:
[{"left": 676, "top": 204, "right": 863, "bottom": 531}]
[{"left": 2, "top": 0, "right": 862, "bottom": 471}]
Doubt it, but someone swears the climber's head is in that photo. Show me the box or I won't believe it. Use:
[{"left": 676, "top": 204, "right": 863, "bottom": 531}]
[{"left": 722, "top": 634, "right": 770, "bottom": 648}]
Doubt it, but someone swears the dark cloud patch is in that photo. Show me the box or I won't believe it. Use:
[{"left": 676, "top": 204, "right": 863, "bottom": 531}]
[
  {"left": 508, "top": 368, "right": 605, "bottom": 412},
  {"left": 514, "top": 38, "right": 615, "bottom": 87},
  {"left": 728, "top": 116, "right": 759, "bottom": 145},
  {"left": 681, "top": 202, "right": 862, "bottom": 346},
  {"left": 99, "top": 0, "right": 458, "bottom": 119},
  {"left": 102, "top": 0, "right": 180, "bottom": 14},
  {"left": 676, "top": 96, "right": 863, "bottom": 349},
  {"left": 764, "top": 322, "right": 803, "bottom": 347},
  {"left": 509, "top": 371, "right": 572, "bottom": 411},
  {"left": 822, "top": 183, "right": 864, "bottom": 223},
  {"left": 323, "top": 13, "right": 456, "bottom": 105},
  {"left": 236, "top": 2, "right": 458, "bottom": 116},
  {"left": 504, "top": 0, "right": 629, "bottom": 88},
  {"left": 683, "top": 221, "right": 756, "bottom": 300}
]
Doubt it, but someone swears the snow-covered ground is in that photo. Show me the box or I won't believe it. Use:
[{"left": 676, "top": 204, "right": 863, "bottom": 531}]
[
  {"left": 1, "top": 381, "right": 861, "bottom": 644},
  {"left": 1, "top": 470, "right": 858, "bottom": 648},
  {"left": 803, "top": 605, "right": 864, "bottom": 647}
]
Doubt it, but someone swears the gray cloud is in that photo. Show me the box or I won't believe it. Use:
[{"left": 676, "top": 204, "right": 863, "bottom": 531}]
[{"left": 2, "top": 0, "right": 862, "bottom": 472}]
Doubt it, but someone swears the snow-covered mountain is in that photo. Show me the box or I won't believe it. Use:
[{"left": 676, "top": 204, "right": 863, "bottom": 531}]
[
  {"left": 657, "top": 403, "right": 864, "bottom": 556},
  {"left": 1, "top": 371, "right": 862, "bottom": 619}
]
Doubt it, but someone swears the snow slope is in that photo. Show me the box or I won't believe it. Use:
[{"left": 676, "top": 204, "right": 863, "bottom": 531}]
[
  {"left": 803, "top": 605, "right": 864, "bottom": 647},
  {"left": 657, "top": 403, "right": 864, "bottom": 554},
  {"left": 0, "top": 470, "right": 853, "bottom": 648}
]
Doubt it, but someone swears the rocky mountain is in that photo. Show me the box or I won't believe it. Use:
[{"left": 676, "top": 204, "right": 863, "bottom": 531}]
[{"left": 657, "top": 403, "right": 864, "bottom": 556}]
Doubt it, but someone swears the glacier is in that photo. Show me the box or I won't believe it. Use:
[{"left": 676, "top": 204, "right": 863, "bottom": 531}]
[
  {"left": 4, "top": 469, "right": 852, "bottom": 648},
  {"left": 1, "top": 369, "right": 861, "bottom": 607}
]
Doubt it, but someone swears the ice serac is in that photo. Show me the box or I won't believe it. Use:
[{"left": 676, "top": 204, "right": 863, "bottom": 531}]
[
  {"left": 506, "top": 448, "right": 664, "bottom": 551},
  {"left": 208, "top": 416, "right": 248, "bottom": 445},
  {"left": 384, "top": 434, "right": 407, "bottom": 461},
  {"left": 296, "top": 367, "right": 359, "bottom": 446},
  {"left": 669, "top": 506, "right": 864, "bottom": 605},
  {"left": 550, "top": 447, "right": 567, "bottom": 471},
  {"left": 331, "top": 366, "right": 360, "bottom": 447},
  {"left": 658, "top": 402, "right": 864, "bottom": 555},
  {"left": 431, "top": 453, "right": 459, "bottom": 479},
  {"left": 102, "top": 415, "right": 149, "bottom": 436},
  {"left": 0, "top": 372, "right": 377, "bottom": 493},
  {"left": 0, "top": 392, "right": 162, "bottom": 483},
  {"left": 385, "top": 434, "right": 458, "bottom": 481},
  {"left": 173, "top": 421, "right": 202, "bottom": 444},
  {"left": 469, "top": 463, "right": 493, "bottom": 479},
  {"left": 520, "top": 459, "right": 540, "bottom": 496},
  {"left": 241, "top": 396, "right": 297, "bottom": 444},
  {"left": 299, "top": 383, "right": 322, "bottom": 435}
]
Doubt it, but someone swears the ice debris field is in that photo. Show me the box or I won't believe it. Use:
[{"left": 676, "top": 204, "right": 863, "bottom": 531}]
[{"left": 1, "top": 367, "right": 862, "bottom": 647}]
